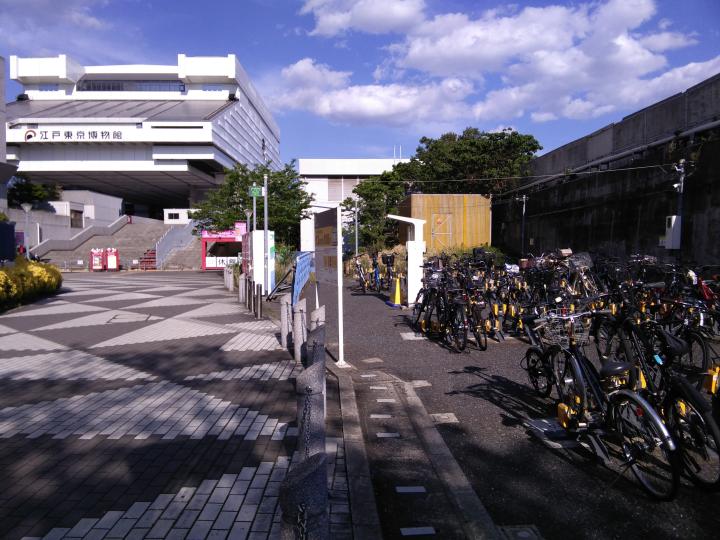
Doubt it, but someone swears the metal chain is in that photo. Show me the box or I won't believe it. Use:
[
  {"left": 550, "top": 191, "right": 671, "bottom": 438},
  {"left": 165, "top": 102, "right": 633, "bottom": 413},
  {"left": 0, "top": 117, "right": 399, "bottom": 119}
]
[
  {"left": 301, "top": 386, "right": 312, "bottom": 458},
  {"left": 295, "top": 502, "right": 308, "bottom": 540}
]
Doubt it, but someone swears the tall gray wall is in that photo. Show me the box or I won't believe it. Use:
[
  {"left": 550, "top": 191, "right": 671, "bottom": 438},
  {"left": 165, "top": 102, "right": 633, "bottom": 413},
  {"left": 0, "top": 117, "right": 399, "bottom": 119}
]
[
  {"left": 529, "top": 73, "right": 720, "bottom": 178},
  {"left": 1, "top": 56, "right": 5, "bottom": 158},
  {"left": 493, "top": 72, "right": 720, "bottom": 265}
]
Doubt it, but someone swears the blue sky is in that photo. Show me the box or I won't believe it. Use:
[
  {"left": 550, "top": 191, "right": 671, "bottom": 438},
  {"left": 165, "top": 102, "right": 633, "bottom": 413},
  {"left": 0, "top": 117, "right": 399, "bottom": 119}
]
[{"left": 2, "top": 0, "right": 720, "bottom": 163}]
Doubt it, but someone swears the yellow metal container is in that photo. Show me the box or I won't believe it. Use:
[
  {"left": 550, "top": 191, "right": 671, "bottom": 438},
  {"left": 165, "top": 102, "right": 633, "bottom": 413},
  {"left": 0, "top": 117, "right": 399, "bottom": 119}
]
[{"left": 398, "top": 194, "right": 492, "bottom": 250}]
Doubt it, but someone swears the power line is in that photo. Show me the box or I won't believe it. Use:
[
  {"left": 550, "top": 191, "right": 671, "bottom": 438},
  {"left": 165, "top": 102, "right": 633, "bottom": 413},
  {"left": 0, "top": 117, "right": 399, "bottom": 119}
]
[{"left": 350, "top": 163, "right": 671, "bottom": 185}]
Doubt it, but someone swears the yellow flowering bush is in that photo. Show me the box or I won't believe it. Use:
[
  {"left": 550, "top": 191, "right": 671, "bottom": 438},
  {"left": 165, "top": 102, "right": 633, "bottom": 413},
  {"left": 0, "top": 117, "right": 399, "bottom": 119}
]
[{"left": 0, "top": 258, "right": 62, "bottom": 310}]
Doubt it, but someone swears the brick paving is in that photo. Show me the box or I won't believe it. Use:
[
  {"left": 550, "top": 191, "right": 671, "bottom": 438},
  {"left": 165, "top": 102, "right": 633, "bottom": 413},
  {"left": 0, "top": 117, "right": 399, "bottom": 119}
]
[{"left": 0, "top": 272, "right": 308, "bottom": 540}]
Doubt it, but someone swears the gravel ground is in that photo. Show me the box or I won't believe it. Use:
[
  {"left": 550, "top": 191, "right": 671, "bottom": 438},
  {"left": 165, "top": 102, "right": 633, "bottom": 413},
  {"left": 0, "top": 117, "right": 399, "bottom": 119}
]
[{"left": 318, "top": 279, "right": 720, "bottom": 540}]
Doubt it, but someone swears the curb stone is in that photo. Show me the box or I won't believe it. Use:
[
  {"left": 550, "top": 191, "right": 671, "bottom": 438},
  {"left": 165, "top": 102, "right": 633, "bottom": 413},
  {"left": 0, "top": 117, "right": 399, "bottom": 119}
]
[
  {"left": 326, "top": 362, "right": 384, "bottom": 540},
  {"left": 389, "top": 374, "right": 501, "bottom": 540}
]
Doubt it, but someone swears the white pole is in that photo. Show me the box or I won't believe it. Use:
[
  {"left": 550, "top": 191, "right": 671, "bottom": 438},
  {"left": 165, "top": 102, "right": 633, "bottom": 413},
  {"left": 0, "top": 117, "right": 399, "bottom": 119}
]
[
  {"left": 336, "top": 206, "right": 347, "bottom": 366},
  {"left": 264, "top": 171, "right": 269, "bottom": 295},
  {"left": 252, "top": 183, "right": 257, "bottom": 232}
]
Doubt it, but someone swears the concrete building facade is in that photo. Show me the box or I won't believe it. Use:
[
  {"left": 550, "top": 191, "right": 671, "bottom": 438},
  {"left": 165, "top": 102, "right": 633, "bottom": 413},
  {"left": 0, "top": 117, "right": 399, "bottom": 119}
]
[{"left": 5, "top": 54, "right": 280, "bottom": 213}]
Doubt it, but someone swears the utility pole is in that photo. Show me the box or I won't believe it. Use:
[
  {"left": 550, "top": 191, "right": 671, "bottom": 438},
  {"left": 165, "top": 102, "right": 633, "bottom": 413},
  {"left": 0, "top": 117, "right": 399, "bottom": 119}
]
[
  {"left": 673, "top": 159, "right": 686, "bottom": 261},
  {"left": 262, "top": 139, "right": 269, "bottom": 296},
  {"left": 514, "top": 195, "right": 528, "bottom": 257},
  {"left": 354, "top": 199, "right": 359, "bottom": 256}
]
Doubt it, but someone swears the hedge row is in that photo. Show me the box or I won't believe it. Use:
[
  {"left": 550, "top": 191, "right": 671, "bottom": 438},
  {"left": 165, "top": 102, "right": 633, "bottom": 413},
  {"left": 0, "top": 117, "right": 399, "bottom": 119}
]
[{"left": 0, "top": 259, "right": 63, "bottom": 310}]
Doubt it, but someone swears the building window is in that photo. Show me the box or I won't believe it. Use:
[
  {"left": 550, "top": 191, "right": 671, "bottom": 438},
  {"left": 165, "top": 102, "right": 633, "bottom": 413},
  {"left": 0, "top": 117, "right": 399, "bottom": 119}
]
[
  {"left": 77, "top": 80, "right": 186, "bottom": 92},
  {"left": 168, "top": 212, "right": 180, "bottom": 220}
]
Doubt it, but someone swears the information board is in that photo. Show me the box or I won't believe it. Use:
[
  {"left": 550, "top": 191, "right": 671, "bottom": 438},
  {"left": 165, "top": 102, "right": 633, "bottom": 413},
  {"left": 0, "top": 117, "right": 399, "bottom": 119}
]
[{"left": 292, "top": 251, "right": 313, "bottom": 306}]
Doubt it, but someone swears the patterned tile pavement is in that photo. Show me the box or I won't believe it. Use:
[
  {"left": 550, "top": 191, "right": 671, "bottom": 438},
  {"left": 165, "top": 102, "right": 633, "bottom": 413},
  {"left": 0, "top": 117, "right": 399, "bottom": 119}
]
[{"left": 0, "top": 272, "right": 318, "bottom": 540}]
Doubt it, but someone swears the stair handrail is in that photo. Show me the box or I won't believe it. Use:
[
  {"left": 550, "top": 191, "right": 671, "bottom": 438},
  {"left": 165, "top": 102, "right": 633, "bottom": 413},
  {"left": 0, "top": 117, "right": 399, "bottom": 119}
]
[
  {"left": 31, "top": 214, "right": 130, "bottom": 258},
  {"left": 155, "top": 220, "right": 196, "bottom": 270}
]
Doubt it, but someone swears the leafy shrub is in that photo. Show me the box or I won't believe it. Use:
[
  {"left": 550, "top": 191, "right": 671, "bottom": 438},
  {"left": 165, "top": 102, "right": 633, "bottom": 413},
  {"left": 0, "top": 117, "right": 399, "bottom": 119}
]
[{"left": 0, "top": 258, "right": 62, "bottom": 310}]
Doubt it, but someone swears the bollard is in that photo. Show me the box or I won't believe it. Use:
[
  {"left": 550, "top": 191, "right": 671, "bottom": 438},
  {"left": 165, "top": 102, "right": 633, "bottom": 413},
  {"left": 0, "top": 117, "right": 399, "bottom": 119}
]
[
  {"left": 279, "top": 453, "right": 328, "bottom": 540},
  {"left": 238, "top": 273, "right": 246, "bottom": 304},
  {"left": 305, "top": 324, "right": 326, "bottom": 368},
  {"left": 309, "top": 305, "right": 325, "bottom": 332},
  {"left": 280, "top": 294, "right": 291, "bottom": 349},
  {"left": 293, "top": 298, "right": 307, "bottom": 363},
  {"left": 247, "top": 279, "right": 252, "bottom": 311},
  {"left": 296, "top": 362, "right": 326, "bottom": 459},
  {"left": 256, "top": 284, "right": 262, "bottom": 319}
]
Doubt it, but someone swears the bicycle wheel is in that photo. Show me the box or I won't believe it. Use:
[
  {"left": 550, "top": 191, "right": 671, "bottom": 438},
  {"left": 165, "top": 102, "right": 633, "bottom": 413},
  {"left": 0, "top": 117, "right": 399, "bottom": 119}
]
[
  {"left": 450, "top": 304, "right": 468, "bottom": 352},
  {"left": 524, "top": 346, "right": 553, "bottom": 397},
  {"left": 412, "top": 290, "right": 426, "bottom": 331},
  {"left": 668, "top": 386, "right": 720, "bottom": 490},
  {"left": 470, "top": 305, "right": 488, "bottom": 351},
  {"left": 678, "top": 330, "right": 709, "bottom": 389},
  {"left": 612, "top": 392, "right": 680, "bottom": 500},
  {"left": 557, "top": 354, "right": 587, "bottom": 427}
]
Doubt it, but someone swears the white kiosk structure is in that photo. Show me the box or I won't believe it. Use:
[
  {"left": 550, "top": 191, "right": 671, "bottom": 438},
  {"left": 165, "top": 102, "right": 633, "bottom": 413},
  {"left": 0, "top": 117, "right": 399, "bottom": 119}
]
[{"left": 387, "top": 214, "right": 426, "bottom": 305}]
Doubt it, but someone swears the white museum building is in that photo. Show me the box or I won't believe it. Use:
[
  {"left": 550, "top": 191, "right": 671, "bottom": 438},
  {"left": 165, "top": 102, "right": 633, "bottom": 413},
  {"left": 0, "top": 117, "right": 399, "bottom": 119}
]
[{"left": 4, "top": 54, "right": 280, "bottom": 215}]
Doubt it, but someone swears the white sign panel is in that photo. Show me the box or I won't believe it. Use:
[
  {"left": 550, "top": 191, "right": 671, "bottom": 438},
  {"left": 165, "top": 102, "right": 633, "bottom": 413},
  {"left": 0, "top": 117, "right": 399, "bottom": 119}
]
[{"left": 314, "top": 207, "right": 346, "bottom": 366}]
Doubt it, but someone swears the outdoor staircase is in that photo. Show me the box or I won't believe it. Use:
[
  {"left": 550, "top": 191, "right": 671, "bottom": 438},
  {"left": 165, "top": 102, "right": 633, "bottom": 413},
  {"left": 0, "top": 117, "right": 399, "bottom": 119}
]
[
  {"left": 43, "top": 218, "right": 171, "bottom": 270},
  {"left": 138, "top": 249, "right": 157, "bottom": 271}
]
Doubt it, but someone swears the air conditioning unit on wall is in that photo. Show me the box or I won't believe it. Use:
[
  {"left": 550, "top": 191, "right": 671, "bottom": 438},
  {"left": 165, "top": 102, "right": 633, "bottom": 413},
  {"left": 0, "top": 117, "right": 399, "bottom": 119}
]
[{"left": 665, "top": 215, "right": 681, "bottom": 250}]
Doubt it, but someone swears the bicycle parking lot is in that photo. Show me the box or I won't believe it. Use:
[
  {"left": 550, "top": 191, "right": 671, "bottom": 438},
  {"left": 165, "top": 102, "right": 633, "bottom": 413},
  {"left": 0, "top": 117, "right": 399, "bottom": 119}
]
[{"left": 327, "top": 278, "right": 720, "bottom": 540}]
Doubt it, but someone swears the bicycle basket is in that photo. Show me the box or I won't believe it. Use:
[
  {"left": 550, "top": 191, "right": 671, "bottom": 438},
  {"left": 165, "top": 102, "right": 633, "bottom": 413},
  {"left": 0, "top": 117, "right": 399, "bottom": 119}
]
[
  {"left": 568, "top": 252, "right": 593, "bottom": 271},
  {"left": 540, "top": 310, "right": 591, "bottom": 347},
  {"left": 381, "top": 254, "right": 395, "bottom": 266}
]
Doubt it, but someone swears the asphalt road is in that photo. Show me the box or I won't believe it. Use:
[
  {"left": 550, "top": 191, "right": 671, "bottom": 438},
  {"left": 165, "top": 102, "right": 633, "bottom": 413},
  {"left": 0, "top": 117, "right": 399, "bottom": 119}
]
[{"left": 318, "top": 279, "right": 720, "bottom": 540}]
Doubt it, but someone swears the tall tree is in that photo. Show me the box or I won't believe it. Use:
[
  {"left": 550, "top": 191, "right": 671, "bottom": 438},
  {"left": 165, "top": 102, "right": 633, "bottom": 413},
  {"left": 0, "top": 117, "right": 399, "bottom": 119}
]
[
  {"left": 7, "top": 175, "right": 60, "bottom": 207},
  {"left": 190, "top": 162, "right": 313, "bottom": 247},
  {"left": 395, "top": 127, "right": 542, "bottom": 194},
  {"left": 342, "top": 170, "right": 406, "bottom": 250}
]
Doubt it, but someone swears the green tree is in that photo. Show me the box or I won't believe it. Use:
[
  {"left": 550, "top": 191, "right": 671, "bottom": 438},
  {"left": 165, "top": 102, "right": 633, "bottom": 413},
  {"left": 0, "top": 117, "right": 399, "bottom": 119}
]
[
  {"left": 342, "top": 170, "right": 406, "bottom": 250},
  {"left": 395, "top": 127, "right": 542, "bottom": 194},
  {"left": 190, "top": 162, "right": 313, "bottom": 247},
  {"left": 7, "top": 176, "right": 60, "bottom": 207}
]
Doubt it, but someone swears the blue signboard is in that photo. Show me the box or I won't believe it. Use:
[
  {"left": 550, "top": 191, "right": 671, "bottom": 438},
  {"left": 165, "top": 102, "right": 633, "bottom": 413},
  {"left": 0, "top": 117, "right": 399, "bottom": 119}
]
[{"left": 292, "top": 251, "right": 313, "bottom": 306}]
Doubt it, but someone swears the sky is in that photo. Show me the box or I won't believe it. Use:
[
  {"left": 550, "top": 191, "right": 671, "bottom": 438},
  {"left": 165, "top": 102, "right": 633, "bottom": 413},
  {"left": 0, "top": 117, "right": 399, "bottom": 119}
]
[{"left": 2, "top": 0, "right": 720, "bottom": 163}]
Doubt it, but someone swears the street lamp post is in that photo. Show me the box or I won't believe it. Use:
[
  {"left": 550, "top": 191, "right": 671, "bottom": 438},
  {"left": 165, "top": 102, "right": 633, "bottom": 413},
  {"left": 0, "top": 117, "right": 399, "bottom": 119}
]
[
  {"left": 20, "top": 203, "right": 32, "bottom": 260},
  {"left": 354, "top": 199, "right": 359, "bottom": 256},
  {"left": 262, "top": 140, "right": 269, "bottom": 297},
  {"left": 252, "top": 182, "right": 257, "bottom": 232},
  {"left": 514, "top": 195, "right": 528, "bottom": 257},
  {"left": 244, "top": 208, "right": 252, "bottom": 234}
]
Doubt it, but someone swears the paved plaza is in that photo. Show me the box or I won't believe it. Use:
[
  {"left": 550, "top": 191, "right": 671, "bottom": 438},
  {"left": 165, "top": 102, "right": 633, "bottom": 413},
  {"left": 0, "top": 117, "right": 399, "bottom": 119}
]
[{"left": 0, "top": 272, "right": 310, "bottom": 540}]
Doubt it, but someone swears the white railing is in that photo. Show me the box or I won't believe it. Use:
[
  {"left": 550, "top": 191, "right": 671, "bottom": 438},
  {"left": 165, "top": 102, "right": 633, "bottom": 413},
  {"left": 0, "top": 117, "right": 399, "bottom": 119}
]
[
  {"left": 31, "top": 215, "right": 129, "bottom": 258},
  {"left": 155, "top": 221, "right": 196, "bottom": 269}
]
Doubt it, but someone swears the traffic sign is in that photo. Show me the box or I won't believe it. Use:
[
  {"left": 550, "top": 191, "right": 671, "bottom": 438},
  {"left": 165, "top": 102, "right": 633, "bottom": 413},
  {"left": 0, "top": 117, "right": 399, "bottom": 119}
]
[{"left": 249, "top": 185, "right": 262, "bottom": 198}]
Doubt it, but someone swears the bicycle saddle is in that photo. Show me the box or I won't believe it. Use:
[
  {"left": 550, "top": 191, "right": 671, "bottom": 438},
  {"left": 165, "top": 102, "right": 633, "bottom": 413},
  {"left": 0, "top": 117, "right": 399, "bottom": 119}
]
[{"left": 599, "top": 361, "right": 634, "bottom": 379}]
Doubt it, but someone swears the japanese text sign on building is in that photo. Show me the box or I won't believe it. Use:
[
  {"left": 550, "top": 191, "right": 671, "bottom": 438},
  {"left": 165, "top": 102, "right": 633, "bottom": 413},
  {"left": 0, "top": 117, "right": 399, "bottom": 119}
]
[
  {"left": 200, "top": 222, "right": 247, "bottom": 241},
  {"left": 24, "top": 129, "right": 123, "bottom": 142}
]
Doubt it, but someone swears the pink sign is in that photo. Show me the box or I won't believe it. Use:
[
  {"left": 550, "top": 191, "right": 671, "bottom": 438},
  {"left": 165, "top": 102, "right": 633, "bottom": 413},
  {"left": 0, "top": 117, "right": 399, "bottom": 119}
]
[{"left": 201, "top": 221, "right": 247, "bottom": 240}]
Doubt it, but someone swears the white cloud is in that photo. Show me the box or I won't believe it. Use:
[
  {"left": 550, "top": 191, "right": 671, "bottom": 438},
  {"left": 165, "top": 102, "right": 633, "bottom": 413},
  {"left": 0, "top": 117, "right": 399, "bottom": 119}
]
[
  {"left": 267, "top": 58, "right": 472, "bottom": 127},
  {"left": 300, "top": 0, "right": 426, "bottom": 37},
  {"left": 0, "top": 0, "right": 147, "bottom": 65},
  {"left": 639, "top": 31, "right": 698, "bottom": 52}
]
